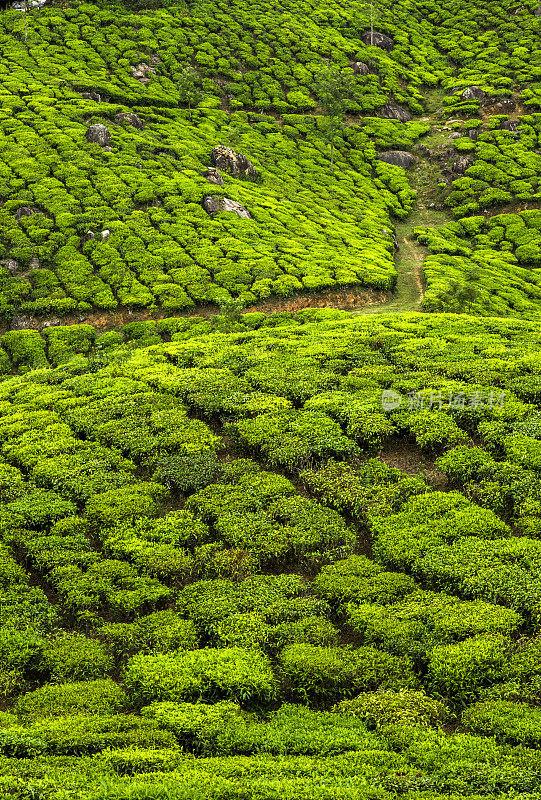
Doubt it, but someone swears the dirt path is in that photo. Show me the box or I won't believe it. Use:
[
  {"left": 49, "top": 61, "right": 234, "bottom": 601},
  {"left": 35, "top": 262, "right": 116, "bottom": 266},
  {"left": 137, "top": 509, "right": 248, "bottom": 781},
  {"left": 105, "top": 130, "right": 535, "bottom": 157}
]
[
  {"left": 354, "top": 222, "right": 429, "bottom": 316},
  {"left": 353, "top": 118, "right": 457, "bottom": 316}
]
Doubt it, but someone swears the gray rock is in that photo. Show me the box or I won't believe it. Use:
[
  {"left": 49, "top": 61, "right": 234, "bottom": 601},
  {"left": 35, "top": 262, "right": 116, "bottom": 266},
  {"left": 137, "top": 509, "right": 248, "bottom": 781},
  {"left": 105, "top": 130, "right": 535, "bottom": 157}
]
[
  {"left": 360, "top": 31, "right": 394, "bottom": 51},
  {"left": 114, "top": 112, "right": 144, "bottom": 129},
  {"left": 80, "top": 91, "right": 101, "bottom": 102},
  {"left": 377, "top": 150, "right": 415, "bottom": 169},
  {"left": 14, "top": 206, "right": 39, "bottom": 221},
  {"left": 436, "top": 147, "right": 455, "bottom": 161},
  {"left": 0, "top": 259, "right": 20, "bottom": 275},
  {"left": 466, "top": 127, "right": 480, "bottom": 140},
  {"left": 211, "top": 146, "right": 259, "bottom": 180},
  {"left": 500, "top": 119, "right": 520, "bottom": 132},
  {"left": 534, "top": 4, "right": 541, "bottom": 15},
  {"left": 450, "top": 86, "right": 487, "bottom": 104},
  {"left": 202, "top": 196, "right": 251, "bottom": 219},
  {"left": 81, "top": 231, "right": 95, "bottom": 244},
  {"left": 41, "top": 318, "right": 61, "bottom": 330},
  {"left": 379, "top": 102, "right": 413, "bottom": 122},
  {"left": 101, "top": 230, "right": 111, "bottom": 242},
  {"left": 494, "top": 98, "right": 516, "bottom": 113},
  {"left": 131, "top": 62, "right": 156, "bottom": 83},
  {"left": 85, "top": 124, "right": 111, "bottom": 147},
  {"left": 10, "top": 315, "right": 33, "bottom": 330},
  {"left": 452, "top": 156, "right": 473, "bottom": 174},
  {"left": 204, "top": 167, "right": 225, "bottom": 186},
  {"left": 350, "top": 61, "right": 370, "bottom": 75}
]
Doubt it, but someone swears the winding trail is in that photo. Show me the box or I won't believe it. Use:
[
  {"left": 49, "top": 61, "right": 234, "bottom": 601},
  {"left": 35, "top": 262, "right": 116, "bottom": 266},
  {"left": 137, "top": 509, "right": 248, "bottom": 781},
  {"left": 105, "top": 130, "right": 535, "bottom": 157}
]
[
  {"left": 353, "top": 117, "right": 457, "bottom": 315},
  {"left": 354, "top": 222, "right": 428, "bottom": 315}
]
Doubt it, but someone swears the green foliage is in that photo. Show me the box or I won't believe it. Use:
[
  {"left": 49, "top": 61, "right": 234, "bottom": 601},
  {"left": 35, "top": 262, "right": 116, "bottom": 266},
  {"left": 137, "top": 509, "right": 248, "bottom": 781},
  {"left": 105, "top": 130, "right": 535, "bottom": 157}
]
[
  {"left": 427, "top": 634, "right": 510, "bottom": 702},
  {"left": 278, "top": 643, "right": 417, "bottom": 701},
  {"left": 348, "top": 591, "right": 522, "bottom": 661},
  {"left": 334, "top": 689, "right": 448, "bottom": 729},
  {"left": 124, "top": 647, "right": 278, "bottom": 705},
  {"left": 41, "top": 633, "right": 113, "bottom": 682},
  {"left": 371, "top": 491, "right": 509, "bottom": 569},
  {"left": 14, "top": 679, "right": 127, "bottom": 721},
  {"left": 463, "top": 700, "right": 541, "bottom": 746}
]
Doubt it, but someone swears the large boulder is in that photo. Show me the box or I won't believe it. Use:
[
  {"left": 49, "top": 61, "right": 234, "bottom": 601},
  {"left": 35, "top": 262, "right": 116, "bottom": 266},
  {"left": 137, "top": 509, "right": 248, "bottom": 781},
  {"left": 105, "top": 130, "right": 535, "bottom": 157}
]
[
  {"left": 360, "top": 31, "right": 394, "bottom": 51},
  {"left": 379, "top": 102, "right": 413, "bottom": 122},
  {"left": 450, "top": 86, "right": 487, "bottom": 104},
  {"left": 85, "top": 124, "right": 111, "bottom": 147},
  {"left": 114, "top": 112, "right": 144, "bottom": 130},
  {"left": 211, "top": 146, "right": 258, "bottom": 180},
  {"left": 500, "top": 119, "right": 520, "bottom": 132},
  {"left": 203, "top": 196, "right": 251, "bottom": 219},
  {"left": 377, "top": 150, "right": 415, "bottom": 169},
  {"left": 534, "top": 4, "right": 541, "bottom": 15},
  {"left": 204, "top": 167, "right": 224, "bottom": 186}
]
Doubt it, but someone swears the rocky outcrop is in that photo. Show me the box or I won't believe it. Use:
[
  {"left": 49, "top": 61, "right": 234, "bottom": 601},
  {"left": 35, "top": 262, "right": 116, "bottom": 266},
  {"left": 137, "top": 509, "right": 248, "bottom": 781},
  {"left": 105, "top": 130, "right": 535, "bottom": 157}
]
[
  {"left": 204, "top": 167, "right": 225, "bottom": 186},
  {"left": 379, "top": 102, "right": 413, "bottom": 122},
  {"left": 377, "top": 151, "right": 415, "bottom": 169},
  {"left": 211, "top": 146, "right": 259, "bottom": 180},
  {"left": 534, "top": 4, "right": 541, "bottom": 15},
  {"left": 0, "top": 259, "right": 20, "bottom": 275},
  {"left": 452, "top": 156, "right": 473, "bottom": 174},
  {"left": 360, "top": 31, "right": 394, "bottom": 51},
  {"left": 14, "top": 206, "right": 39, "bottom": 221},
  {"left": 80, "top": 91, "right": 101, "bottom": 102},
  {"left": 350, "top": 61, "right": 370, "bottom": 75},
  {"left": 131, "top": 61, "right": 158, "bottom": 84},
  {"left": 500, "top": 119, "right": 520, "bottom": 132},
  {"left": 85, "top": 124, "right": 111, "bottom": 147},
  {"left": 114, "top": 112, "right": 144, "bottom": 129},
  {"left": 203, "top": 196, "right": 251, "bottom": 218},
  {"left": 82, "top": 229, "right": 111, "bottom": 244},
  {"left": 493, "top": 98, "right": 516, "bottom": 113},
  {"left": 450, "top": 86, "right": 488, "bottom": 104}
]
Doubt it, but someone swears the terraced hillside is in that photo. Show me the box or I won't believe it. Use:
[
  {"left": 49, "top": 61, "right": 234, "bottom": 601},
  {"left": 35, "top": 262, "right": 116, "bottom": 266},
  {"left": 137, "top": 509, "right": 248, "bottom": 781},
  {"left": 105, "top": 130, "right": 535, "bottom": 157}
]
[
  {"left": 3, "top": 1, "right": 541, "bottom": 799},
  {"left": 0, "top": 0, "right": 539, "bottom": 321}
]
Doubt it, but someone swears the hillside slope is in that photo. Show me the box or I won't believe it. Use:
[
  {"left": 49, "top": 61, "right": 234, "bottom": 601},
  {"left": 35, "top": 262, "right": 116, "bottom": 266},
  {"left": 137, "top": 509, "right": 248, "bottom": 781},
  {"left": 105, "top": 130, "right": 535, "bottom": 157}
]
[
  {"left": 0, "top": 0, "right": 540, "bottom": 322},
  {"left": 3, "top": 2, "right": 541, "bottom": 799}
]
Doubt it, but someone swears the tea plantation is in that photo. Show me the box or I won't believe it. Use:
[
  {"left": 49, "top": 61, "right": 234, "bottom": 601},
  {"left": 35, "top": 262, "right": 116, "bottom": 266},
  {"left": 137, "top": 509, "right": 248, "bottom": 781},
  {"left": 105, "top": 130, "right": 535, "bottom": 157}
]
[{"left": 2, "top": 0, "right": 541, "bottom": 797}]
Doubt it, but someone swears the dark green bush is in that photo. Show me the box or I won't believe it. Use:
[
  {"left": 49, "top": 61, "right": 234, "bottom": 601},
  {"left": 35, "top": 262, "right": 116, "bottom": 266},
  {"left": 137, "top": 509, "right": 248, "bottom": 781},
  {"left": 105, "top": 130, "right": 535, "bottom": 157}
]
[{"left": 278, "top": 643, "right": 417, "bottom": 701}]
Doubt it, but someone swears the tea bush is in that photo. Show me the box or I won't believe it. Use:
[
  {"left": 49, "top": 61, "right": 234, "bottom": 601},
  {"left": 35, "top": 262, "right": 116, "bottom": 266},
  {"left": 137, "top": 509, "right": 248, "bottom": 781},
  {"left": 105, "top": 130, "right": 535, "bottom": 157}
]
[
  {"left": 278, "top": 643, "right": 418, "bottom": 701},
  {"left": 463, "top": 700, "right": 541, "bottom": 746},
  {"left": 14, "top": 678, "right": 127, "bottom": 721},
  {"left": 1, "top": 304, "right": 541, "bottom": 793},
  {"left": 124, "top": 647, "right": 278, "bottom": 705}
]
